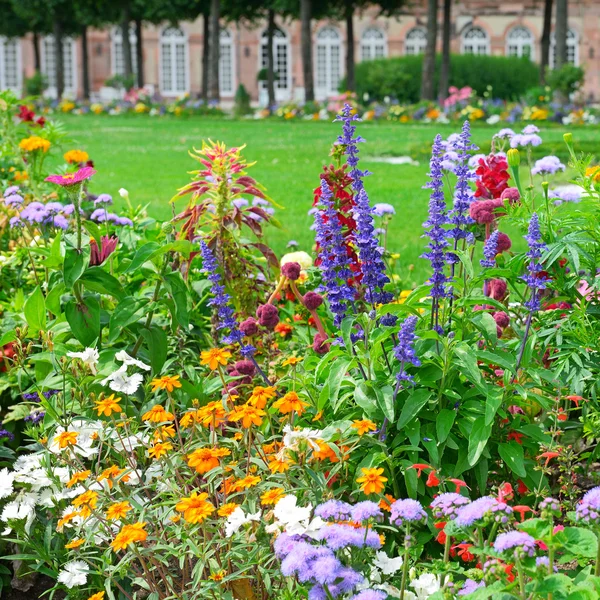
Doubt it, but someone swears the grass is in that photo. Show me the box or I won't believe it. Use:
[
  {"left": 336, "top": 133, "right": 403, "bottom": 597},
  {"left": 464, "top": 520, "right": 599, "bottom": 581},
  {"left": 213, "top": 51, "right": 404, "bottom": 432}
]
[{"left": 56, "top": 115, "right": 597, "bottom": 282}]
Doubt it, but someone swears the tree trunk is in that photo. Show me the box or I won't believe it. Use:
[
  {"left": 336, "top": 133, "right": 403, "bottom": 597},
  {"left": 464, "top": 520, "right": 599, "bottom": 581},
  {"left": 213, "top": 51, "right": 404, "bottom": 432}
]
[
  {"left": 540, "top": 0, "right": 553, "bottom": 83},
  {"left": 438, "top": 0, "right": 451, "bottom": 103},
  {"left": 207, "top": 0, "right": 220, "bottom": 102},
  {"left": 300, "top": 0, "right": 314, "bottom": 101},
  {"left": 82, "top": 26, "right": 90, "bottom": 100},
  {"left": 53, "top": 20, "right": 65, "bottom": 100},
  {"left": 420, "top": 0, "right": 438, "bottom": 100},
  {"left": 554, "top": 0, "right": 567, "bottom": 69},
  {"left": 135, "top": 19, "right": 144, "bottom": 88},
  {"left": 266, "top": 9, "right": 276, "bottom": 109},
  {"left": 120, "top": 10, "right": 133, "bottom": 85},
  {"left": 345, "top": 0, "right": 355, "bottom": 92},
  {"left": 201, "top": 11, "right": 209, "bottom": 100},
  {"left": 32, "top": 32, "right": 41, "bottom": 72}
]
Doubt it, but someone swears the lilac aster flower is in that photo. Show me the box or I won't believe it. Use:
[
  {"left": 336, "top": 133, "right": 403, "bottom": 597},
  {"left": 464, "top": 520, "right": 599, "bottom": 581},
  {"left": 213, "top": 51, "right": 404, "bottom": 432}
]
[
  {"left": 531, "top": 156, "right": 566, "bottom": 176},
  {"left": 350, "top": 591, "right": 388, "bottom": 600},
  {"left": 317, "top": 524, "right": 381, "bottom": 550},
  {"left": 549, "top": 187, "right": 582, "bottom": 205},
  {"left": 393, "top": 316, "right": 420, "bottom": 385},
  {"left": 521, "top": 213, "right": 548, "bottom": 312},
  {"left": 4, "top": 193, "right": 24, "bottom": 206},
  {"left": 389, "top": 498, "right": 427, "bottom": 526},
  {"left": 522, "top": 124, "right": 540, "bottom": 134},
  {"left": 232, "top": 198, "right": 249, "bottom": 209},
  {"left": 315, "top": 499, "right": 353, "bottom": 520},
  {"left": 430, "top": 493, "right": 471, "bottom": 520},
  {"left": 458, "top": 579, "right": 485, "bottom": 595},
  {"left": 493, "top": 128, "right": 516, "bottom": 140},
  {"left": 273, "top": 532, "right": 299, "bottom": 558},
  {"left": 454, "top": 496, "right": 513, "bottom": 527},
  {"left": 480, "top": 230, "right": 500, "bottom": 268},
  {"left": 372, "top": 203, "right": 395, "bottom": 217},
  {"left": 539, "top": 497, "right": 561, "bottom": 516},
  {"left": 350, "top": 501, "right": 383, "bottom": 523},
  {"left": 4, "top": 185, "right": 19, "bottom": 196},
  {"left": 93, "top": 193, "right": 113, "bottom": 205},
  {"left": 493, "top": 531, "right": 536, "bottom": 557},
  {"left": 575, "top": 486, "right": 600, "bottom": 525},
  {"left": 511, "top": 134, "right": 542, "bottom": 148}
]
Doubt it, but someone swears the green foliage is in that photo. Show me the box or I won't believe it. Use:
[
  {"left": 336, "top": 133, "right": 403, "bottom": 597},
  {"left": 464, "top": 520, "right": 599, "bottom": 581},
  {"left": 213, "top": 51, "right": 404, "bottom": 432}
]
[
  {"left": 234, "top": 84, "right": 252, "bottom": 116},
  {"left": 24, "top": 71, "right": 48, "bottom": 96},
  {"left": 546, "top": 64, "right": 586, "bottom": 98}
]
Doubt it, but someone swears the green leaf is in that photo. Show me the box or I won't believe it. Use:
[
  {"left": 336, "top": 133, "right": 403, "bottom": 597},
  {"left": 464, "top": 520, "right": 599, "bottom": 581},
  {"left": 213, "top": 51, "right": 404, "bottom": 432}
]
[
  {"left": 324, "top": 357, "right": 355, "bottom": 413},
  {"left": 376, "top": 385, "right": 395, "bottom": 423},
  {"left": 436, "top": 409, "right": 456, "bottom": 443},
  {"left": 65, "top": 296, "right": 100, "bottom": 347},
  {"left": 498, "top": 442, "right": 527, "bottom": 477},
  {"left": 485, "top": 387, "right": 503, "bottom": 426},
  {"left": 0, "top": 331, "right": 16, "bottom": 346},
  {"left": 81, "top": 267, "right": 125, "bottom": 300},
  {"left": 124, "top": 242, "right": 161, "bottom": 273},
  {"left": 83, "top": 220, "right": 103, "bottom": 247},
  {"left": 24, "top": 286, "right": 46, "bottom": 333},
  {"left": 140, "top": 326, "right": 168, "bottom": 374},
  {"left": 354, "top": 382, "right": 379, "bottom": 419},
  {"left": 63, "top": 247, "right": 89, "bottom": 289},
  {"left": 108, "top": 297, "right": 147, "bottom": 343},
  {"left": 455, "top": 344, "right": 487, "bottom": 395},
  {"left": 532, "top": 574, "right": 572, "bottom": 594},
  {"left": 468, "top": 417, "right": 491, "bottom": 466},
  {"left": 163, "top": 271, "right": 189, "bottom": 328},
  {"left": 398, "top": 389, "right": 431, "bottom": 429},
  {"left": 45, "top": 282, "right": 65, "bottom": 316},
  {"left": 555, "top": 527, "right": 599, "bottom": 559},
  {"left": 518, "top": 518, "right": 551, "bottom": 539}
]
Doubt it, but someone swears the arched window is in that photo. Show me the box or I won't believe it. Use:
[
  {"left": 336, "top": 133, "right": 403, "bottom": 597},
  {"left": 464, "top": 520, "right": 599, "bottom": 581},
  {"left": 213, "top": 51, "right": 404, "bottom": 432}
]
[
  {"left": 260, "top": 27, "right": 291, "bottom": 101},
  {"left": 461, "top": 26, "right": 490, "bottom": 55},
  {"left": 404, "top": 27, "right": 427, "bottom": 55},
  {"left": 550, "top": 28, "right": 579, "bottom": 67},
  {"left": 41, "top": 36, "right": 77, "bottom": 97},
  {"left": 112, "top": 26, "right": 138, "bottom": 78},
  {"left": 361, "top": 27, "right": 387, "bottom": 61},
  {"left": 219, "top": 29, "right": 235, "bottom": 97},
  {"left": 160, "top": 27, "right": 188, "bottom": 96},
  {"left": 0, "top": 37, "right": 21, "bottom": 93},
  {"left": 315, "top": 26, "right": 342, "bottom": 99},
  {"left": 506, "top": 26, "right": 534, "bottom": 59}
]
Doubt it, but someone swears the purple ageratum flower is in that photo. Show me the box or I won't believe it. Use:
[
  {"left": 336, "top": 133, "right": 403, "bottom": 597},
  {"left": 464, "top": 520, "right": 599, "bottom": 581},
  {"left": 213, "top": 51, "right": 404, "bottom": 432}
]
[
  {"left": 549, "top": 187, "right": 582, "bottom": 205},
  {"left": 493, "top": 531, "right": 536, "bottom": 557},
  {"left": 350, "top": 501, "right": 383, "bottom": 523},
  {"left": 273, "top": 532, "right": 299, "bottom": 558},
  {"left": 430, "top": 493, "right": 471, "bottom": 520},
  {"left": 350, "top": 591, "right": 388, "bottom": 600},
  {"left": 93, "top": 193, "right": 113, "bottom": 205},
  {"left": 372, "top": 203, "right": 395, "bottom": 217},
  {"left": 458, "top": 579, "right": 485, "bottom": 596},
  {"left": 316, "top": 523, "right": 381, "bottom": 550},
  {"left": 521, "top": 213, "right": 549, "bottom": 312},
  {"left": 4, "top": 193, "right": 24, "bottom": 206},
  {"left": 539, "top": 497, "right": 561, "bottom": 515},
  {"left": 522, "top": 124, "right": 540, "bottom": 134},
  {"left": 531, "top": 156, "right": 566, "bottom": 176},
  {"left": 575, "top": 486, "right": 600, "bottom": 525},
  {"left": 493, "top": 128, "right": 516, "bottom": 140},
  {"left": 454, "top": 496, "right": 513, "bottom": 527},
  {"left": 510, "top": 134, "right": 542, "bottom": 148},
  {"left": 4, "top": 185, "right": 19, "bottom": 196},
  {"left": 315, "top": 499, "right": 353, "bottom": 520},
  {"left": 389, "top": 498, "right": 427, "bottom": 527},
  {"left": 393, "top": 316, "right": 421, "bottom": 385},
  {"left": 480, "top": 230, "right": 500, "bottom": 268}
]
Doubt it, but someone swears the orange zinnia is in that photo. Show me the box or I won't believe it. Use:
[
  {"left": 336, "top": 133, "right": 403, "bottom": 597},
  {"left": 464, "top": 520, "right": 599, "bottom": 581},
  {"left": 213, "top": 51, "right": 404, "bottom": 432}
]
[
  {"left": 66, "top": 470, "right": 91, "bottom": 488},
  {"left": 175, "top": 491, "right": 215, "bottom": 524},
  {"left": 200, "top": 348, "right": 231, "bottom": 370},
  {"left": 260, "top": 488, "right": 285, "bottom": 506},
  {"left": 148, "top": 441, "right": 173, "bottom": 460},
  {"left": 268, "top": 455, "right": 291, "bottom": 473},
  {"left": 151, "top": 375, "right": 182, "bottom": 393},
  {"left": 72, "top": 490, "right": 99, "bottom": 517},
  {"left": 95, "top": 394, "right": 122, "bottom": 417},
  {"left": 111, "top": 522, "right": 148, "bottom": 551},
  {"left": 106, "top": 501, "right": 132, "bottom": 521},
  {"left": 356, "top": 467, "right": 387, "bottom": 495},
  {"left": 228, "top": 403, "right": 266, "bottom": 428},
  {"left": 98, "top": 465, "right": 129, "bottom": 488},
  {"left": 282, "top": 357, "right": 302, "bottom": 367},
  {"left": 273, "top": 391, "right": 308, "bottom": 415},
  {"left": 248, "top": 386, "right": 277, "bottom": 409},
  {"left": 197, "top": 401, "right": 227, "bottom": 427},
  {"left": 56, "top": 431, "right": 78, "bottom": 449},
  {"left": 231, "top": 475, "right": 261, "bottom": 491},
  {"left": 142, "top": 405, "right": 175, "bottom": 423},
  {"left": 351, "top": 419, "right": 377, "bottom": 436},
  {"left": 217, "top": 502, "right": 239, "bottom": 517},
  {"left": 187, "top": 447, "right": 231, "bottom": 474},
  {"left": 65, "top": 538, "right": 85, "bottom": 549},
  {"left": 87, "top": 593, "right": 105, "bottom": 600}
]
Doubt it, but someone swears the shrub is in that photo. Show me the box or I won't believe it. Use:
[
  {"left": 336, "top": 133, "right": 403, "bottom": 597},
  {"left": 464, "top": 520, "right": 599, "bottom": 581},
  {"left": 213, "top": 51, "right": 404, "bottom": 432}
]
[
  {"left": 351, "top": 54, "right": 540, "bottom": 103},
  {"left": 546, "top": 63, "right": 585, "bottom": 98},
  {"left": 234, "top": 84, "right": 252, "bottom": 116},
  {"left": 24, "top": 71, "right": 47, "bottom": 97}
]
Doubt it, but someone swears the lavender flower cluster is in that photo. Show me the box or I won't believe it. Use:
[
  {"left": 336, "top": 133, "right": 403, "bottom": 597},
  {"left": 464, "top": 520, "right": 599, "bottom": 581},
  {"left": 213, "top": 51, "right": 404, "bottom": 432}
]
[
  {"left": 509, "top": 125, "right": 543, "bottom": 148},
  {"left": 531, "top": 155, "right": 566, "bottom": 176},
  {"left": 393, "top": 315, "right": 421, "bottom": 385},
  {"left": 453, "top": 496, "right": 513, "bottom": 527},
  {"left": 493, "top": 531, "right": 536, "bottom": 557},
  {"left": 575, "top": 486, "right": 600, "bottom": 525},
  {"left": 431, "top": 492, "right": 471, "bottom": 520},
  {"left": 389, "top": 498, "right": 427, "bottom": 526},
  {"left": 521, "top": 213, "right": 549, "bottom": 312},
  {"left": 480, "top": 230, "right": 500, "bottom": 268}
]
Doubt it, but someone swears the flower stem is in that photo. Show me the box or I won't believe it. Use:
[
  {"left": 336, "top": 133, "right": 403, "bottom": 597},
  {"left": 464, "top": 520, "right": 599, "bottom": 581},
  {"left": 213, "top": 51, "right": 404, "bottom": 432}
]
[{"left": 399, "top": 525, "right": 411, "bottom": 600}]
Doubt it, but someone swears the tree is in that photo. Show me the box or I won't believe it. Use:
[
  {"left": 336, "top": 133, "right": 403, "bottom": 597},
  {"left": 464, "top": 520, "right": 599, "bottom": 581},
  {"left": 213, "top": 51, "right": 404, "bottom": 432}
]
[
  {"left": 207, "top": 0, "right": 220, "bottom": 102},
  {"left": 299, "top": 0, "right": 314, "bottom": 101},
  {"left": 420, "top": 0, "right": 438, "bottom": 100},
  {"left": 554, "top": 0, "right": 567, "bottom": 69},
  {"left": 438, "top": 0, "right": 451, "bottom": 102},
  {"left": 540, "top": 0, "right": 553, "bottom": 84}
]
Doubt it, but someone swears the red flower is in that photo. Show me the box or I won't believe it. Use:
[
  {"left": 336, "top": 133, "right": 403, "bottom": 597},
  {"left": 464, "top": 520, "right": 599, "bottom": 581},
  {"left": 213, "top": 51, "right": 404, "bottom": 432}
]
[
  {"left": 517, "top": 479, "right": 528, "bottom": 495},
  {"left": 448, "top": 478, "right": 469, "bottom": 493},
  {"left": 45, "top": 166, "right": 96, "bottom": 187},
  {"left": 538, "top": 451, "right": 560, "bottom": 466},
  {"left": 566, "top": 395, "right": 583, "bottom": 408},
  {"left": 89, "top": 235, "right": 118, "bottom": 267},
  {"left": 507, "top": 431, "right": 524, "bottom": 444},
  {"left": 426, "top": 470, "right": 440, "bottom": 487},
  {"left": 556, "top": 409, "right": 567, "bottom": 422},
  {"left": 453, "top": 543, "right": 476, "bottom": 562},
  {"left": 513, "top": 505, "right": 534, "bottom": 522},
  {"left": 18, "top": 105, "right": 35, "bottom": 122},
  {"left": 409, "top": 463, "right": 434, "bottom": 477},
  {"left": 505, "top": 564, "right": 515, "bottom": 583},
  {"left": 497, "top": 482, "right": 514, "bottom": 502},
  {"left": 434, "top": 521, "right": 446, "bottom": 544},
  {"left": 474, "top": 154, "right": 510, "bottom": 200}
]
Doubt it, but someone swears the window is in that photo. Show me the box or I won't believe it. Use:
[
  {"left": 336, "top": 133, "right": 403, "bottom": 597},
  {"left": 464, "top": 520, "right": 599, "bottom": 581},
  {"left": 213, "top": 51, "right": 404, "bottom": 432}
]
[
  {"left": 219, "top": 29, "right": 235, "bottom": 96},
  {"left": 506, "top": 26, "right": 534, "bottom": 59},
  {"left": 260, "top": 27, "right": 291, "bottom": 100},
  {"left": 550, "top": 28, "right": 579, "bottom": 67},
  {"left": 361, "top": 27, "right": 386, "bottom": 61},
  {"left": 42, "top": 36, "right": 76, "bottom": 96},
  {"left": 160, "top": 27, "right": 188, "bottom": 96},
  {"left": 0, "top": 37, "right": 21, "bottom": 93},
  {"left": 404, "top": 27, "right": 427, "bottom": 55},
  {"left": 315, "top": 26, "right": 342, "bottom": 99},
  {"left": 461, "top": 26, "right": 490, "bottom": 55},
  {"left": 112, "top": 26, "right": 138, "bottom": 78}
]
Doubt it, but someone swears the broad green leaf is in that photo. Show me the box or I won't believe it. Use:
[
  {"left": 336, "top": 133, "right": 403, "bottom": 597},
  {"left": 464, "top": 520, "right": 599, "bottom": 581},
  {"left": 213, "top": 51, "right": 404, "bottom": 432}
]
[
  {"left": 0, "top": 331, "right": 16, "bottom": 346},
  {"left": 45, "top": 282, "right": 65, "bottom": 316},
  {"left": 108, "top": 297, "right": 147, "bottom": 343},
  {"left": 65, "top": 296, "right": 100, "bottom": 347},
  {"left": 376, "top": 384, "right": 395, "bottom": 423},
  {"left": 485, "top": 387, "right": 503, "bottom": 425},
  {"left": 518, "top": 518, "right": 550, "bottom": 539},
  {"left": 555, "top": 527, "right": 598, "bottom": 559},
  {"left": 63, "top": 247, "right": 89, "bottom": 289},
  {"left": 455, "top": 344, "right": 487, "bottom": 395},
  {"left": 436, "top": 409, "right": 455, "bottom": 443},
  {"left": 24, "top": 286, "right": 46, "bottom": 333},
  {"left": 532, "top": 574, "right": 572, "bottom": 594},
  {"left": 468, "top": 417, "right": 491, "bottom": 466},
  {"left": 498, "top": 442, "right": 526, "bottom": 477},
  {"left": 398, "top": 389, "right": 431, "bottom": 429},
  {"left": 324, "top": 357, "right": 355, "bottom": 413},
  {"left": 81, "top": 268, "right": 125, "bottom": 300},
  {"left": 140, "top": 326, "right": 168, "bottom": 374},
  {"left": 164, "top": 271, "right": 189, "bottom": 328},
  {"left": 83, "top": 220, "right": 103, "bottom": 247},
  {"left": 124, "top": 242, "right": 161, "bottom": 273},
  {"left": 354, "top": 382, "right": 379, "bottom": 419}
]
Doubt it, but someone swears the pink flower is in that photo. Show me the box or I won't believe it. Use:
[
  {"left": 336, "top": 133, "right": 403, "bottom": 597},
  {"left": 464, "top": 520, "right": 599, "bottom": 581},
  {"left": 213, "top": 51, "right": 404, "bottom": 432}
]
[
  {"left": 89, "top": 236, "right": 118, "bottom": 266},
  {"left": 45, "top": 166, "right": 96, "bottom": 187}
]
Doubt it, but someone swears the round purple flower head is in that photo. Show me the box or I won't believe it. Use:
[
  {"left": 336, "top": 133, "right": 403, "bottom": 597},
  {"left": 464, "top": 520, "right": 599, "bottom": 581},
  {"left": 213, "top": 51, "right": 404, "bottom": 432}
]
[
  {"left": 315, "top": 500, "right": 352, "bottom": 521},
  {"left": 539, "top": 497, "right": 561, "bottom": 518},
  {"left": 431, "top": 493, "right": 471, "bottom": 520},
  {"left": 458, "top": 579, "right": 485, "bottom": 596},
  {"left": 493, "top": 531, "right": 536, "bottom": 557},
  {"left": 390, "top": 498, "right": 427, "bottom": 527},
  {"left": 575, "top": 486, "right": 600, "bottom": 525},
  {"left": 351, "top": 501, "right": 383, "bottom": 523},
  {"left": 350, "top": 590, "right": 388, "bottom": 600},
  {"left": 454, "top": 496, "right": 513, "bottom": 527}
]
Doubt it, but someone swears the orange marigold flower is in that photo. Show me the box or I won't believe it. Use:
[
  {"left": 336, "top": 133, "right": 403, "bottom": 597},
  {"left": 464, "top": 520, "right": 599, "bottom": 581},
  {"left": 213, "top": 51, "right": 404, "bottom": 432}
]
[
  {"left": 228, "top": 403, "right": 266, "bottom": 428},
  {"left": 19, "top": 136, "right": 51, "bottom": 153},
  {"left": 273, "top": 391, "right": 308, "bottom": 415},
  {"left": 356, "top": 467, "right": 387, "bottom": 495},
  {"left": 209, "top": 570, "right": 226, "bottom": 582},
  {"left": 98, "top": 465, "right": 128, "bottom": 488},
  {"left": 73, "top": 490, "right": 98, "bottom": 517},
  {"left": 379, "top": 494, "right": 396, "bottom": 512},
  {"left": 111, "top": 522, "right": 148, "bottom": 551},
  {"left": 260, "top": 488, "right": 285, "bottom": 506},
  {"left": 57, "top": 511, "right": 80, "bottom": 531},
  {"left": 351, "top": 419, "right": 377, "bottom": 436},
  {"left": 95, "top": 394, "right": 122, "bottom": 417},
  {"left": 153, "top": 424, "right": 176, "bottom": 441},
  {"left": 187, "top": 447, "right": 231, "bottom": 474},
  {"left": 200, "top": 348, "right": 231, "bottom": 370},
  {"left": 65, "top": 538, "right": 85, "bottom": 549},
  {"left": 248, "top": 386, "right": 277, "bottom": 409},
  {"left": 87, "top": 593, "right": 105, "bottom": 600},
  {"left": 106, "top": 501, "right": 132, "bottom": 521},
  {"left": 66, "top": 470, "right": 91, "bottom": 488},
  {"left": 179, "top": 410, "right": 200, "bottom": 428},
  {"left": 151, "top": 375, "right": 182, "bottom": 393},
  {"left": 217, "top": 502, "right": 239, "bottom": 517},
  {"left": 282, "top": 356, "right": 302, "bottom": 367},
  {"left": 142, "top": 405, "right": 175, "bottom": 423},
  {"left": 268, "top": 455, "right": 291, "bottom": 473},
  {"left": 313, "top": 441, "right": 339, "bottom": 463},
  {"left": 64, "top": 149, "right": 89, "bottom": 164},
  {"left": 148, "top": 441, "right": 173, "bottom": 460},
  {"left": 232, "top": 475, "right": 261, "bottom": 491},
  {"left": 56, "top": 431, "right": 78, "bottom": 449},
  {"left": 197, "top": 401, "right": 228, "bottom": 427},
  {"left": 274, "top": 322, "right": 293, "bottom": 337},
  {"left": 175, "top": 491, "right": 215, "bottom": 524},
  {"left": 586, "top": 166, "right": 600, "bottom": 182}
]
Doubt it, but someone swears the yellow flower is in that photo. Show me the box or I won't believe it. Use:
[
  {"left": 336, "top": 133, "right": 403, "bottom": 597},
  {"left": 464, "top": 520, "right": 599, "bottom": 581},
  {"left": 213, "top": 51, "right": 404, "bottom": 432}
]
[
  {"left": 273, "top": 391, "right": 308, "bottom": 415},
  {"left": 231, "top": 475, "right": 261, "bottom": 491},
  {"left": 175, "top": 491, "right": 215, "bottom": 524},
  {"left": 142, "top": 405, "right": 175, "bottom": 423},
  {"left": 57, "top": 511, "right": 80, "bottom": 531},
  {"left": 151, "top": 375, "right": 182, "bottom": 393},
  {"left": 260, "top": 488, "right": 285, "bottom": 506},
  {"left": 90, "top": 103, "right": 103, "bottom": 114},
  {"left": 56, "top": 431, "right": 78, "bottom": 449},
  {"left": 268, "top": 455, "right": 291, "bottom": 473},
  {"left": 248, "top": 386, "right": 277, "bottom": 409},
  {"left": 64, "top": 149, "right": 89, "bottom": 164},
  {"left": 187, "top": 447, "right": 231, "bottom": 474},
  {"left": 66, "top": 470, "right": 91, "bottom": 488},
  {"left": 312, "top": 411, "right": 323, "bottom": 422},
  {"left": 228, "top": 403, "right": 265, "bottom": 428},
  {"left": 19, "top": 136, "right": 51, "bottom": 153},
  {"left": 351, "top": 419, "right": 377, "bottom": 436},
  {"left": 106, "top": 501, "right": 132, "bottom": 521},
  {"left": 209, "top": 570, "right": 226, "bottom": 581},
  {"left": 73, "top": 490, "right": 98, "bottom": 517},
  {"left": 65, "top": 538, "right": 85, "bottom": 549},
  {"left": 111, "top": 522, "right": 148, "bottom": 551},
  {"left": 95, "top": 394, "right": 122, "bottom": 417},
  {"left": 148, "top": 441, "right": 173, "bottom": 460},
  {"left": 153, "top": 424, "right": 176, "bottom": 441},
  {"left": 217, "top": 502, "right": 239, "bottom": 517},
  {"left": 282, "top": 356, "right": 302, "bottom": 367},
  {"left": 586, "top": 166, "right": 600, "bottom": 182},
  {"left": 87, "top": 593, "right": 105, "bottom": 600},
  {"left": 356, "top": 467, "right": 387, "bottom": 495},
  {"left": 134, "top": 102, "right": 147, "bottom": 113},
  {"left": 200, "top": 348, "right": 232, "bottom": 370},
  {"left": 98, "top": 465, "right": 130, "bottom": 488},
  {"left": 60, "top": 101, "right": 75, "bottom": 112},
  {"left": 197, "top": 401, "right": 227, "bottom": 427}
]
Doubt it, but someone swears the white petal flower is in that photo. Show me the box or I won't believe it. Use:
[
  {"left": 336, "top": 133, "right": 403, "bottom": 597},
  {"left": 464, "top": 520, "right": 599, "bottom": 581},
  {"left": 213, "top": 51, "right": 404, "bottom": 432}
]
[
  {"left": 0, "top": 468, "right": 15, "bottom": 499},
  {"left": 373, "top": 551, "right": 403, "bottom": 575},
  {"left": 410, "top": 573, "right": 440, "bottom": 599},
  {"left": 115, "top": 350, "right": 151, "bottom": 371},
  {"left": 66, "top": 348, "right": 99, "bottom": 374},
  {"left": 282, "top": 425, "right": 322, "bottom": 451},
  {"left": 57, "top": 560, "right": 89, "bottom": 588},
  {"left": 1, "top": 492, "right": 38, "bottom": 522},
  {"left": 273, "top": 495, "right": 312, "bottom": 526},
  {"left": 101, "top": 365, "right": 143, "bottom": 395},
  {"left": 118, "top": 188, "right": 129, "bottom": 199},
  {"left": 224, "top": 507, "right": 261, "bottom": 538}
]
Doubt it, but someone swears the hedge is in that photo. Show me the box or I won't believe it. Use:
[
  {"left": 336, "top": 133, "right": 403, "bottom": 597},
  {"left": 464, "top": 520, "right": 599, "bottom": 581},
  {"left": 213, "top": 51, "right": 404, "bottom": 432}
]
[{"left": 350, "top": 54, "right": 541, "bottom": 103}]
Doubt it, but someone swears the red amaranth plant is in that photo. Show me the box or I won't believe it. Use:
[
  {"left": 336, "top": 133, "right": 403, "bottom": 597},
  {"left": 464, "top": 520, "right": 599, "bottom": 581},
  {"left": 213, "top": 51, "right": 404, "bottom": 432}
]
[{"left": 474, "top": 154, "right": 510, "bottom": 200}]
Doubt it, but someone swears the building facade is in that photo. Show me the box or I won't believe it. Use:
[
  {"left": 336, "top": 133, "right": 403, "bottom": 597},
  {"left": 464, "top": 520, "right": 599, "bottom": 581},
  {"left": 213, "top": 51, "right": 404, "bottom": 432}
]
[{"left": 0, "top": 0, "right": 598, "bottom": 103}]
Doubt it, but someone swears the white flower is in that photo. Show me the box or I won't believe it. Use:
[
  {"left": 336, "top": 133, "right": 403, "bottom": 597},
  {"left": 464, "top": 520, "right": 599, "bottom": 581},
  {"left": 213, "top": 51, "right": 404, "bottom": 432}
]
[
  {"left": 13, "top": 453, "right": 43, "bottom": 473},
  {"left": 272, "top": 495, "right": 324, "bottom": 538},
  {"left": 66, "top": 347, "right": 99, "bottom": 374},
  {"left": 118, "top": 188, "right": 129, "bottom": 199},
  {"left": 224, "top": 507, "right": 261, "bottom": 538},
  {"left": 0, "top": 468, "right": 15, "bottom": 499},
  {"left": 115, "top": 350, "right": 151, "bottom": 371},
  {"left": 375, "top": 583, "right": 406, "bottom": 599},
  {"left": 410, "top": 573, "right": 440, "bottom": 599},
  {"left": 373, "top": 551, "right": 403, "bottom": 575},
  {"left": 282, "top": 425, "right": 322, "bottom": 451},
  {"left": 101, "top": 365, "right": 144, "bottom": 394},
  {"left": 486, "top": 114, "right": 501, "bottom": 125},
  {"left": 1, "top": 492, "right": 38, "bottom": 532},
  {"left": 280, "top": 251, "right": 312, "bottom": 270},
  {"left": 286, "top": 515, "right": 325, "bottom": 538},
  {"left": 49, "top": 420, "right": 103, "bottom": 458},
  {"left": 57, "top": 560, "right": 89, "bottom": 588}
]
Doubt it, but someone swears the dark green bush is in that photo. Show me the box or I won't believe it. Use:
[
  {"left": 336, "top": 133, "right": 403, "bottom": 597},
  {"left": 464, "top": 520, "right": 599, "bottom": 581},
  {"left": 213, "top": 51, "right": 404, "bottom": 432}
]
[{"left": 350, "top": 54, "right": 540, "bottom": 103}]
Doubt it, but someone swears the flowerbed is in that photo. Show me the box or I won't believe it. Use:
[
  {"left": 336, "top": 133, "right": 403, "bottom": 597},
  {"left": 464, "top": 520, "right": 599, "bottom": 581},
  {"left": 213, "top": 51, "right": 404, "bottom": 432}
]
[{"left": 1, "top": 86, "right": 600, "bottom": 600}]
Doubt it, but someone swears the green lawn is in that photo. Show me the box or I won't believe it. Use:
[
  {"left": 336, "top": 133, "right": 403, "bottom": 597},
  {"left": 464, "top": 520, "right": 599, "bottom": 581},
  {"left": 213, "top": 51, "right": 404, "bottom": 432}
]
[{"left": 56, "top": 115, "right": 595, "bottom": 282}]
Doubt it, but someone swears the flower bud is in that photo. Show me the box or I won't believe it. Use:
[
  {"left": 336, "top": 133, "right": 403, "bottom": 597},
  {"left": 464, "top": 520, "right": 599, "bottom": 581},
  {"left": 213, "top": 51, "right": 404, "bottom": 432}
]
[
  {"left": 161, "top": 222, "right": 175, "bottom": 235},
  {"left": 303, "top": 291, "right": 323, "bottom": 310},
  {"left": 563, "top": 132, "right": 573, "bottom": 145},
  {"left": 507, "top": 149, "right": 520, "bottom": 168},
  {"left": 281, "top": 261, "right": 301, "bottom": 281}
]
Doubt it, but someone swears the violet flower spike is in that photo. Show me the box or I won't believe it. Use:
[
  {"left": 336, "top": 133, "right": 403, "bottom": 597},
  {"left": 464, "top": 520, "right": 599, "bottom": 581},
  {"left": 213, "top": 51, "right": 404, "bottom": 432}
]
[{"left": 480, "top": 230, "right": 500, "bottom": 269}]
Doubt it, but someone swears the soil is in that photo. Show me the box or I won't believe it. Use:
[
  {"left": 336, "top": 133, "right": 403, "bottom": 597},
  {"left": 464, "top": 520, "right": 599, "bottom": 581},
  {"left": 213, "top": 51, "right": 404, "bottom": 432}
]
[{"left": 1, "top": 575, "right": 65, "bottom": 600}]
